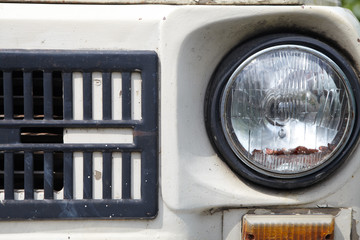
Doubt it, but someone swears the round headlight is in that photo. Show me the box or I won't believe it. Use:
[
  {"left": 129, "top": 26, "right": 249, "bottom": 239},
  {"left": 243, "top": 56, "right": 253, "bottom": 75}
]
[{"left": 206, "top": 35, "right": 360, "bottom": 188}]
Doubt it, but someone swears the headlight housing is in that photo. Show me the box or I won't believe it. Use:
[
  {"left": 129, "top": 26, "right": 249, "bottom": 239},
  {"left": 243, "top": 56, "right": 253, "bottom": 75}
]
[{"left": 205, "top": 34, "right": 360, "bottom": 189}]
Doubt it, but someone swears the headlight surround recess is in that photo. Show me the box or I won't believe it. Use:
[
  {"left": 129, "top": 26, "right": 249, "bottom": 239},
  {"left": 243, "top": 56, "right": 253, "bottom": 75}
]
[{"left": 205, "top": 35, "right": 360, "bottom": 189}]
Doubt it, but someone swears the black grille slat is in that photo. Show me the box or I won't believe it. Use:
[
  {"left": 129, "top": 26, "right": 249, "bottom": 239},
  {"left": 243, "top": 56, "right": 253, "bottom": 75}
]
[
  {"left": 83, "top": 152, "right": 92, "bottom": 199},
  {"left": 63, "top": 152, "right": 73, "bottom": 200},
  {"left": 0, "top": 50, "right": 158, "bottom": 220},
  {"left": 4, "top": 152, "right": 14, "bottom": 200},
  {"left": 122, "top": 152, "right": 131, "bottom": 199},
  {"left": 3, "top": 72, "right": 13, "bottom": 120},
  {"left": 83, "top": 72, "right": 92, "bottom": 120},
  {"left": 102, "top": 72, "right": 112, "bottom": 120},
  {"left": 23, "top": 72, "right": 33, "bottom": 120},
  {"left": 43, "top": 72, "right": 53, "bottom": 120},
  {"left": 102, "top": 152, "right": 111, "bottom": 199},
  {"left": 63, "top": 72, "right": 73, "bottom": 120},
  {"left": 24, "top": 152, "right": 34, "bottom": 200},
  {"left": 122, "top": 72, "right": 131, "bottom": 120},
  {"left": 44, "top": 152, "right": 53, "bottom": 199}
]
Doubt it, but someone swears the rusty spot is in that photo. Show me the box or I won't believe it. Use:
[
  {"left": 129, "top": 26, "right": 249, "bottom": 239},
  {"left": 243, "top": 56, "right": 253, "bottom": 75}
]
[
  {"left": 94, "top": 170, "right": 102, "bottom": 180},
  {"left": 163, "top": 16, "right": 166, "bottom": 20},
  {"left": 357, "top": 38, "right": 360, "bottom": 43},
  {"left": 134, "top": 130, "right": 155, "bottom": 137}
]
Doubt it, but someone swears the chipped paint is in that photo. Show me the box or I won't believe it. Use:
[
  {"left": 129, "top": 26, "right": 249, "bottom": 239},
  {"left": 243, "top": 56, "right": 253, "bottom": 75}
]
[
  {"left": 352, "top": 214, "right": 360, "bottom": 239},
  {"left": 94, "top": 170, "right": 102, "bottom": 180}
]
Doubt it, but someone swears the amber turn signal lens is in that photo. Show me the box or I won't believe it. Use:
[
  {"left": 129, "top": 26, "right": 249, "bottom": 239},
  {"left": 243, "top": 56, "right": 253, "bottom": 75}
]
[{"left": 242, "top": 214, "right": 335, "bottom": 240}]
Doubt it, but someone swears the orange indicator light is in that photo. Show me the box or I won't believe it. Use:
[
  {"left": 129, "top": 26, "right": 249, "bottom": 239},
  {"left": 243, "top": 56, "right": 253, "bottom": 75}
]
[{"left": 242, "top": 214, "right": 335, "bottom": 240}]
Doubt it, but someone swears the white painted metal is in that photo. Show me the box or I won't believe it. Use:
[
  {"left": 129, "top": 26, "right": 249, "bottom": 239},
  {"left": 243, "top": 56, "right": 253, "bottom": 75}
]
[
  {"left": 14, "top": 191, "right": 24, "bottom": 201},
  {"left": 243, "top": 214, "right": 334, "bottom": 225},
  {"left": 34, "top": 190, "right": 45, "bottom": 200},
  {"left": 93, "top": 152, "right": 103, "bottom": 199},
  {"left": 54, "top": 189, "right": 64, "bottom": 200},
  {"left": 73, "top": 152, "right": 84, "bottom": 199},
  {"left": 0, "top": 0, "right": 341, "bottom": 6},
  {"left": 0, "top": 2, "right": 359, "bottom": 239},
  {"left": 111, "top": 72, "right": 122, "bottom": 120},
  {"left": 159, "top": 4, "right": 360, "bottom": 211},
  {"left": 0, "top": 189, "right": 65, "bottom": 201},
  {"left": 72, "top": 72, "right": 84, "bottom": 120},
  {"left": 92, "top": 72, "right": 103, "bottom": 120},
  {"left": 64, "top": 128, "right": 133, "bottom": 144},
  {"left": 131, "top": 152, "right": 141, "bottom": 199},
  {"left": 131, "top": 72, "right": 142, "bottom": 120},
  {"left": 112, "top": 152, "right": 122, "bottom": 199}
]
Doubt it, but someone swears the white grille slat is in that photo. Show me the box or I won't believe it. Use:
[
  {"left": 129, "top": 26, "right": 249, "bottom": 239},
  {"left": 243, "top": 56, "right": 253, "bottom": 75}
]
[
  {"left": 112, "top": 72, "right": 122, "bottom": 120},
  {"left": 73, "top": 72, "right": 84, "bottom": 120},
  {"left": 93, "top": 152, "right": 103, "bottom": 200},
  {"left": 131, "top": 72, "right": 142, "bottom": 120},
  {"left": 73, "top": 152, "right": 84, "bottom": 200},
  {"left": 92, "top": 72, "right": 103, "bottom": 120},
  {"left": 112, "top": 152, "right": 122, "bottom": 199},
  {"left": 131, "top": 152, "right": 141, "bottom": 199}
]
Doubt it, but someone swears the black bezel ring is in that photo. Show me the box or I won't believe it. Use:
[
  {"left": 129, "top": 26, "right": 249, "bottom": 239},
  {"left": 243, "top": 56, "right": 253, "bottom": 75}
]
[{"left": 205, "top": 34, "right": 360, "bottom": 189}]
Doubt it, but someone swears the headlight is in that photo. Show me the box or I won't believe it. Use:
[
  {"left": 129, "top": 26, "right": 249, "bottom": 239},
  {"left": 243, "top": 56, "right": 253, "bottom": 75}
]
[{"left": 205, "top": 35, "right": 360, "bottom": 189}]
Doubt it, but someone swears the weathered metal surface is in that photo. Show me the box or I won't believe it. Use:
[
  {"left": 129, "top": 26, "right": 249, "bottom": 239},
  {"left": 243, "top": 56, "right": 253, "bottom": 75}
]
[{"left": 0, "top": 0, "right": 341, "bottom": 6}]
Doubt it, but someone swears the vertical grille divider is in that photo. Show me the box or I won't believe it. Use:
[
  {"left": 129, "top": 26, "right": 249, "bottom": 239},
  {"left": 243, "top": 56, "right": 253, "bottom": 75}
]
[
  {"left": 83, "top": 152, "right": 92, "bottom": 199},
  {"left": 102, "top": 152, "right": 112, "bottom": 199},
  {"left": 63, "top": 72, "right": 73, "bottom": 120},
  {"left": 122, "top": 152, "right": 131, "bottom": 199},
  {"left": 83, "top": 72, "right": 92, "bottom": 120},
  {"left": 3, "top": 72, "right": 13, "bottom": 120},
  {"left": 4, "top": 152, "right": 14, "bottom": 200},
  {"left": 139, "top": 65, "right": 158, "bottom": 202},
  {"left": 63, "top": 152, "right": 73, "bottom": 199},
  {"left": 43, "top": 72, "right": 53, "bottom": 120},
  {"left": 44, "top": 152, "right": 53, "bottom": 199},
  {"left": 24, "top": 151, "right": 34, "bottom": 200},
  {"left": 23, "top": 72, "right": 33, "bottom": 120},
  {"left": 102, "top": 72, "right": 112, "bottom": 120},
  {"left": 122, "top": 72, "right": 131, "bottom": 120}
]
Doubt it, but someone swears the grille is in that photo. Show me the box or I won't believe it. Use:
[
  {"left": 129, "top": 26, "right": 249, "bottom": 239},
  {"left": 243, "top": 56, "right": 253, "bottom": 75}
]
[{"left": 0, "top": 50, "right": 158, "bottom": 219}]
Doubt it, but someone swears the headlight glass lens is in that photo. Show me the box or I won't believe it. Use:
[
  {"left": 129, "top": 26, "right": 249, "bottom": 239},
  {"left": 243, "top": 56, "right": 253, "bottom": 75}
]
[{"left": 221, "top": 45, "right": 355, "bottom": 177}]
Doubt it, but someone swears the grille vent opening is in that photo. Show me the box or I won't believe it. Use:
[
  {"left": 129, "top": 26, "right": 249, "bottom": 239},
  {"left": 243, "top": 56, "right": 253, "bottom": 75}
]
[
  {"left": 0, "top": 151, "right": 63, "bottom": 191},
  {"left": 21, "top": 128, "right": 63, "bottom": 143},
  {"left": 0, "top": 70, "right": 64, "bottom": 120},
  {"left": 12, "top": 71, "right": 24, "bottom": 120}
]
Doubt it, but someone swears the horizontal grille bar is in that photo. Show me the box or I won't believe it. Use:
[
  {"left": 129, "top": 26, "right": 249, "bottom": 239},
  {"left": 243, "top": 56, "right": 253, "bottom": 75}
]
[
  {"left": 0, "top": 144, "right": 137, "bottom": 151},
  {"left": 0, "top": 50, "right": 156, "bottom": 71},
  {"left": 0, "top": 120, "right": 142, "bottom": 127}
]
